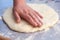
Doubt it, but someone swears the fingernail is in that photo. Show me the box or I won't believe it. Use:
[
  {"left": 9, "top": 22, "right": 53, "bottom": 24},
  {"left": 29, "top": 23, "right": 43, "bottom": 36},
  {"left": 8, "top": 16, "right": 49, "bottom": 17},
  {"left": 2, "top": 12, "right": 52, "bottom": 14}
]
[
  {"left": 38, "top": 24, "right": 41, "bottom": 27},
  {"left": 16, "top": 19, "right": 20, "bottom": 23},
  {"left": 38, "top": 22, "right": 43, "bottom": 27},
  {"left": 32, "top": 23, "right": 37, "bottom": 27},
  {"left": 34, "top": 23, "right": 38, "bottom": 27}
]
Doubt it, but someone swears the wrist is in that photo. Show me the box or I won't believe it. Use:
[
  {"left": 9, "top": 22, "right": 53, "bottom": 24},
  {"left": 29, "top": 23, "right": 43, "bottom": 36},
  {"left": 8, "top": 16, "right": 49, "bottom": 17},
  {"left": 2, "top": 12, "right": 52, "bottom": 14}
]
[{"left": 14, "top": 0, "right": 26, "bottom": 5}]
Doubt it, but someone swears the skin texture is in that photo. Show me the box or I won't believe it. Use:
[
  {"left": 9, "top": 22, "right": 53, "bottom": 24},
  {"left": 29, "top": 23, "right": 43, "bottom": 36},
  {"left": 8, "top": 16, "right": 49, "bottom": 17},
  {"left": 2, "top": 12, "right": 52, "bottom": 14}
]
[{"left": 13, "top": 0, "right": 43, "bottom": 27}]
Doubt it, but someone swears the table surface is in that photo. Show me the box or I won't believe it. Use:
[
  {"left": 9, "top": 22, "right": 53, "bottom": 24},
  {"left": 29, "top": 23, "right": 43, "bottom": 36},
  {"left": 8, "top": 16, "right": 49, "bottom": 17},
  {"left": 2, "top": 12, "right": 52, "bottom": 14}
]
[{"left": 0, "top": 0, "right": 60, "bottom": 40}]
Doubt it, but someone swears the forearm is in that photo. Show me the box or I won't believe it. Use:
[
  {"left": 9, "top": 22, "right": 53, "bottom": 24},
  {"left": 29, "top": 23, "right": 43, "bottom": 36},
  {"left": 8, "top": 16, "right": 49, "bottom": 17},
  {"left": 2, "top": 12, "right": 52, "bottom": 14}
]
[
  {"left": 14, "top": 0, "right": 26, "bottom": 6},
  {"left": 16, "top": 0, "right": 25, "bottom": 2}
]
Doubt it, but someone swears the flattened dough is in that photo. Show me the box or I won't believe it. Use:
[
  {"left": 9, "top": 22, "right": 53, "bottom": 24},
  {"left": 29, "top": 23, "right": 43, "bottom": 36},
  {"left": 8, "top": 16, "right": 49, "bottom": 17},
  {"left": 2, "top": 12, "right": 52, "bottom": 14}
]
[{"left": 3, "top": 4, "right": 59, "bottom": 33}]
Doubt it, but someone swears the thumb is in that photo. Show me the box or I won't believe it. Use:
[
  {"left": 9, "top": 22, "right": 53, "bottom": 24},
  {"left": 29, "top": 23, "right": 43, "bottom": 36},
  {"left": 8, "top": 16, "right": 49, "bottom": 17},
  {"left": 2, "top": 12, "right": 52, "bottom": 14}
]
[{"left": 13, "top": 9, "right": 21, "bottom": 23}]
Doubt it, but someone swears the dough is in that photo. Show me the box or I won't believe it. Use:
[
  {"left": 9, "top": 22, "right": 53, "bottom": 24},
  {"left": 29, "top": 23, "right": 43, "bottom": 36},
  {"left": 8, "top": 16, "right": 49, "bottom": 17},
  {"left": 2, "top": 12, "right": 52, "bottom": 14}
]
[{"left": 3, "top": 4, "right": 59, "bottom": 33}]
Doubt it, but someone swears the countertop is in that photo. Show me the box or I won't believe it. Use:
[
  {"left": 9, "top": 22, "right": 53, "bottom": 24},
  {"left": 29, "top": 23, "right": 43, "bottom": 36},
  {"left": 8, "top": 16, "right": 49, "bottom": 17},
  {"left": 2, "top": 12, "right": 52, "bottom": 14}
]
[{"left": 0, "top": 0, "right": 60, "bottom": 40}]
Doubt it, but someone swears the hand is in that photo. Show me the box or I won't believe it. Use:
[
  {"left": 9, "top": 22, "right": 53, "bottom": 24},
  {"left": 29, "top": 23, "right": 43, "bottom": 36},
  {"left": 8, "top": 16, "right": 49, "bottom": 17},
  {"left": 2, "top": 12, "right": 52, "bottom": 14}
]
[{"left": 13, "top": 0, "right": 43, "bottom": 27}]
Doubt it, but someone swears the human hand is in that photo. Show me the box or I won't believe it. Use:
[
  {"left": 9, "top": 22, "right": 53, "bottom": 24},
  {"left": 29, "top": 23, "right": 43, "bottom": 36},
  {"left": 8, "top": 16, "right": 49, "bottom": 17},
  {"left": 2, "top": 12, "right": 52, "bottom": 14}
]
[{"left": 13, "top": 0, "right": 43, "bottom": 27}]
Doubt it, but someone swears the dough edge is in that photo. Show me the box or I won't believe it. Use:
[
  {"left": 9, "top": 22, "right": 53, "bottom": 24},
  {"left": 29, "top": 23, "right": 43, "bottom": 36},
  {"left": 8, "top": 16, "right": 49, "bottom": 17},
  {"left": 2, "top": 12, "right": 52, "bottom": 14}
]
[{"left": 3, "top": 4, "right": 59, "bottom": 33}]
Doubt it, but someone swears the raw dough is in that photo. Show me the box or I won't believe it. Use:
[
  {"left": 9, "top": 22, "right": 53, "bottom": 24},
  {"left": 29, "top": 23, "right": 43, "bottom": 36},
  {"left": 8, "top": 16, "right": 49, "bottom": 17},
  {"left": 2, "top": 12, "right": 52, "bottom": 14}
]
[{"left": 3, "top": 4, "right": 59, "bottom": 33}]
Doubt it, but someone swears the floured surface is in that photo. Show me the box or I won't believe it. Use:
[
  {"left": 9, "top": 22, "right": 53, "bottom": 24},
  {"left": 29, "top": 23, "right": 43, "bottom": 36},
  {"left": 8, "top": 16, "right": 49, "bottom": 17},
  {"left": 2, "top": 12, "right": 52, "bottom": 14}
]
[{"left": 3, "top": 4, "right": 59, "bottom": 33}]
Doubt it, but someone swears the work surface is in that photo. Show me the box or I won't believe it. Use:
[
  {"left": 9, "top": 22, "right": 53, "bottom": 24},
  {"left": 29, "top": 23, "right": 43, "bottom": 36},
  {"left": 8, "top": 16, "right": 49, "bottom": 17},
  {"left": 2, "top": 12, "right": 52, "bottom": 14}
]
[{"left": 0, "top": 0, "right": 60, "bottom": 40}]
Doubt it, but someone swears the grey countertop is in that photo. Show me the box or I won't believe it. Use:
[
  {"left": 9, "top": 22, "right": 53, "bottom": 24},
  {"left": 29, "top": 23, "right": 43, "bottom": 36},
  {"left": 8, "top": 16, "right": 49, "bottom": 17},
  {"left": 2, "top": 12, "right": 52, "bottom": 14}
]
[{"left": 0, "top": 0, "right": 60, "bottom": 40}]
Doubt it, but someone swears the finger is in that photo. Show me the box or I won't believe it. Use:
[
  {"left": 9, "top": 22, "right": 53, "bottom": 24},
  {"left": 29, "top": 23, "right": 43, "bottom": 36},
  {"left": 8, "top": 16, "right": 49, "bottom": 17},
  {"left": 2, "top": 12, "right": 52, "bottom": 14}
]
[
  {"left": 27, "top": 6, "right": 43, "bottom": 19},
  {"left": 34, "top": 11, "right": 43, "bottom": 19},
  {"left": 19, "top": 12, "right": 38, "bottom": 27},
  {"left": 25, "top": 15, "right": 38, "bottom": 27},
  {"left": 29, "top": 12, "right": 41, "bottom": 27},
  {"left": 33, "top": 11, "right": 43, "bottom": 26},
  {"left": 13, "top": 10, "right": 21, "bottom": 23}
]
